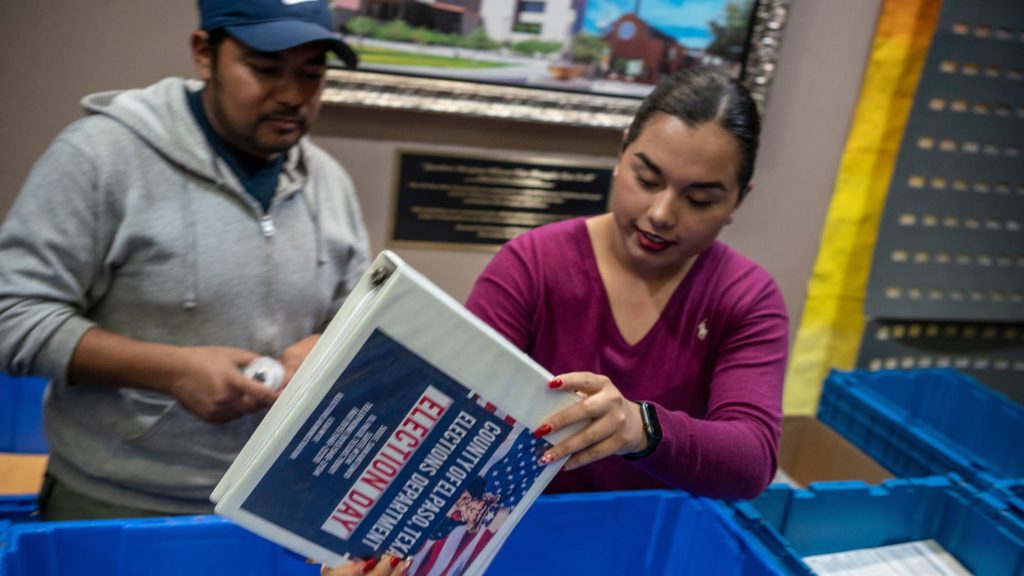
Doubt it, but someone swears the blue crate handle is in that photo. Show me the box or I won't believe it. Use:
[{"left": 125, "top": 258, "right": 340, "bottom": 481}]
[{"left": 0, "top": 374, "right": 49, "bottom": 454}]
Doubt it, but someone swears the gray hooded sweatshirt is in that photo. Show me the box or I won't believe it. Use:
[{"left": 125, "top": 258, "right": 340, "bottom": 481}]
[{"left": 0, "top": 77, "right": 369, "bottom": 513}]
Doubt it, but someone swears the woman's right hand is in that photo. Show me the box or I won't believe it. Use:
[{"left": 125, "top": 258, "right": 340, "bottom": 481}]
[
  {"left": 321, "top": 555, "right": 411, "bottom": 576},
  {"left": 535, "top": 372, "right": 649, "bottom": 470}
]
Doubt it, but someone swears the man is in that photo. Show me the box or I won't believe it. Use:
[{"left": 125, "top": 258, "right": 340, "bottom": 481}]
[{"left": 0, "top": 0, "right": 369, "bottom": 519}]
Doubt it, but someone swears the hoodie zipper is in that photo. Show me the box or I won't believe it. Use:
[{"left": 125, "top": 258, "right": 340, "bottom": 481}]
[
  {"left": 260, "top": 214, "right": 276, "bottom": 237},
  {"left": 260, "top": 210, "right": 277, "bottom": 355}
]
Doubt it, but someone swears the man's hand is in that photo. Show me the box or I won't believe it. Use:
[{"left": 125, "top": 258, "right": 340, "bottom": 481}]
[
  {"left": 165, "top": 346, "right": 278, "bottom": 423},
  {"left": 69, "top": 327, "right": 279, "bottom": 425},
  {"left": 278, "top": 334, "right": 320, "bottom": 389}
]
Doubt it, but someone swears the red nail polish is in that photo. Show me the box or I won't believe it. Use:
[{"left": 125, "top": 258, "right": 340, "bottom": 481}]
[
  {"left": 548, "top": 378, "right": 563, "bottom": 389},
  {"left": 533, "top": 423, "right": 552, "bottom": 438},
  {"left": 390, "top": 557, "right": 402, "bottom": 568},
  {"left": 362, "top": 558, "right": 378, "bottom": 574}
]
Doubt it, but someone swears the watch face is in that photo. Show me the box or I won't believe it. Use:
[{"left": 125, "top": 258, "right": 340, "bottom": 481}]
[
  {"left": 642, "top": 402, "right": 662, "bottom": 440},
  {"left": 624, "top": 402, "right": 661, "bottom": 460}
]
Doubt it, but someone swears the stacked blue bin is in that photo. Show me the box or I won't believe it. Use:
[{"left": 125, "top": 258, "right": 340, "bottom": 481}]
[
  {"left": 799, "top": 368, "right": 1024, "bottom": 569},
  {"left": 702, "top": 368, "right": 1024, "bottom": 574},
  {"left": 492, "top": 490, "right": 806, "bottom": 575},
  {"left": 7, "top": 481, "right": 1019, "bottom": 575},
  {"left": 5, "top": 368, "right": 1023, "bottom": 573},
  {"left": 1, "top": 372, "right": 804, "bottom": 574},
  {"left": 0, "top": 491, "right": 806, "bottom": 576},
  {"left": 0, "top": 516, "right": 320, "bottom": 576},
  {"left": 994, "top": 480, "right": 1024, "bottom": 520},
  {"left": 817, "top": 369, "right": 1024, "bottom": 490},
  {"left": 718, "top": 476, "right": 1024, "bottom": 575},
  {"left": 0, "top": 373, "right": 48, "bottom": 454},
  {"left": 0, "top": 374, "right": 49, "bottom": 521},
  {"left": 818, "top": 369, "right": 1024, "bottom": 523}
]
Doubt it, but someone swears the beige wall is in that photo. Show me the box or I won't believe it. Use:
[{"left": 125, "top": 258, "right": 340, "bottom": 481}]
[{"left": 0, "top": 0, "right": 883, "bottom": 340}]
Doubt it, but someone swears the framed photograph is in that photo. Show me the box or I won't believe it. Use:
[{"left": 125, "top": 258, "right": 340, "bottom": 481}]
[{"left": 324, "top": 0, "right": 789, "bottom": 128}]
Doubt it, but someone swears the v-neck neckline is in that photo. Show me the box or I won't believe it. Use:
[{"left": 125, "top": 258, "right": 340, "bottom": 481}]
[{"left": 578, "top": 218, "right": 705, "bottom": 352}]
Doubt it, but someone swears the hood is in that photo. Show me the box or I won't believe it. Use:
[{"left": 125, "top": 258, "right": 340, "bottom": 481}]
[
  {"left": 81, "top": 77, "right": 225, "bottom": 184},
  {"left": 79, "top": 77, "right": 306, "bottom": 189},
  {"left": 79, "top": 77, "right": 324, "bottom": 312}
]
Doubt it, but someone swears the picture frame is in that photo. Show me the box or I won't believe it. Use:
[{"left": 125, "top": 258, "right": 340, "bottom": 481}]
[{"left": 323, "top": 0, "right": 790, "bottom": 129}]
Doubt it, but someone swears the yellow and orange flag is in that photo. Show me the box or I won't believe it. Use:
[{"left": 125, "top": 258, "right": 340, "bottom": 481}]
[{"left": 784, "top": 0, "right": 943, "bottom": 414}]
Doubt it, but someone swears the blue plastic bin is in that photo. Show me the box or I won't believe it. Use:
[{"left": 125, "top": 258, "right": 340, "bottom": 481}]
[
  {"left": 0, "top": 374, "right": 49, "bottom": 454},
  {"left": 0, "top": 491, "right": 802, "bottom": 576},
  {"left": 722, "top": 476, "right": 1024, "bottom": 576},
  {"left": 0, "top": 516, "right": 320, "bottom": 576},
  {"left": 990, "top": 479, "right": 1024, "bottom": 521},
  {"left": 817, "top": 369, "right": 1024, "bottom": 490},
  {"left": 492, "top": 490, "right": 804, "bottom": 575},
  {"left": 0, "top": 495, "right": 37, "bottom": 522}
]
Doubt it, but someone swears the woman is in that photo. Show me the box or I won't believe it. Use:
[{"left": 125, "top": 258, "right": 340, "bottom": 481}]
[
  {"left": 324, "top": 65, "right": 787, "bottom": 576},
  {"left": 466, "top": 65, "right": 787, "bottom": 500}
]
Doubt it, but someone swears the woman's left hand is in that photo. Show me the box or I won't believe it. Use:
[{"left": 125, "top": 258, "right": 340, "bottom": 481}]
[
  {"left": 536, "top": 372, "right": 649, "bottom": 470},
  {"left": 321, "top": 554, "right": 410, "bottom": 576}
]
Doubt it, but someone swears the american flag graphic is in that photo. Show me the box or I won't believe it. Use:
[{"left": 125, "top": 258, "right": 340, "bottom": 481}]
[
  {"left": 481, "top": 426, "right": 548, "bottom": 510},
  {"left": 409, "top": 393, "right": 552, "bottom": 576}
]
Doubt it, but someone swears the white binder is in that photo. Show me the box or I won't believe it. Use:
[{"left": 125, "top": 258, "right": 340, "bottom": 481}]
[{"left": 212, "top": 251, "right": 582, "bottom": 574}]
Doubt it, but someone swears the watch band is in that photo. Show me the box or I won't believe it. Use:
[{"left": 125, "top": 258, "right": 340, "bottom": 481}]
[{"left": 623, "top": 401, "right": 662, "bottom": 460}]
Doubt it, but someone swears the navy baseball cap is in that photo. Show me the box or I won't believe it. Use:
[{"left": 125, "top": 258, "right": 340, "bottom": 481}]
[{"left": 199, "top": 0, "right": 358, "bottom": 68}]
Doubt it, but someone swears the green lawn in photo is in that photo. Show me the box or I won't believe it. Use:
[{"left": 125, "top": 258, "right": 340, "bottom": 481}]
[{"left": 354, "top": 46, "right": 510, "bottom": 69}]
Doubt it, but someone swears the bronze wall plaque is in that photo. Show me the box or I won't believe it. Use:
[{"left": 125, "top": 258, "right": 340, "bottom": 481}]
[{"left": 390, "top": 150, "right": 613, "bottom": 250}]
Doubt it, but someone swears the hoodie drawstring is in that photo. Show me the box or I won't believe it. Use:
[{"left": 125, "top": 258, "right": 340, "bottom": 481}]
[
  {"left": 181, "top": 181, "right": 199, "bottom": 310},
  {"left": 301, "top": 178, "right": 327, "bottom": 267}
]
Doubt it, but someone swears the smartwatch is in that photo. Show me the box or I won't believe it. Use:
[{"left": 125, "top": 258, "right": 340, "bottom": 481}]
[{"left": 623, "top": 401, "right": 662, "bottom": 460}]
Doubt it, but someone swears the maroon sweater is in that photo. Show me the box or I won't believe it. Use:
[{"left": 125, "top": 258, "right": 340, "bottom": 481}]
[{"left": 466, "top": 217, "right": 788, "bottom": 499}]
